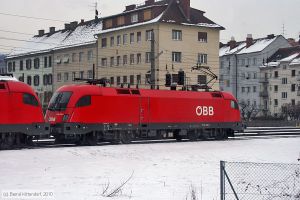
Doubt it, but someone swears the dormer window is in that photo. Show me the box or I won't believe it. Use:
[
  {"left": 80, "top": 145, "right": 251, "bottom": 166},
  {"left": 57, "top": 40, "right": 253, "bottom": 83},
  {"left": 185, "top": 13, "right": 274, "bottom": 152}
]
[{"left": 131, "top": 13, "right": 138, "bottom": 23}]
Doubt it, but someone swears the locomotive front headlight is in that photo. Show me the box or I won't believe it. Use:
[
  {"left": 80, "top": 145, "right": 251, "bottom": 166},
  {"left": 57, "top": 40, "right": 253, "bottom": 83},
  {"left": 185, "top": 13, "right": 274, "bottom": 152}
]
[{"left": 62, "top": 114, "right": 69, "bottom": 122}]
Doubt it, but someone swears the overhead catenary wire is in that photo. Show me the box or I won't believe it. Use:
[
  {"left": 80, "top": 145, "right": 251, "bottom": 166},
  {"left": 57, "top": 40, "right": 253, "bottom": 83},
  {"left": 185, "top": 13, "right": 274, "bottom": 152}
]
[{"left": 0, "top": 12, "right": 68, "bottom": 23}]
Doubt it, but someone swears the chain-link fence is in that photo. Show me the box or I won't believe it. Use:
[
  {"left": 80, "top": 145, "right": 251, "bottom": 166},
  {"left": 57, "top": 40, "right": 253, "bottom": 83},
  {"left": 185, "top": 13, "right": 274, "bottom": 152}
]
[{"left": 220, "top": 161, "right": 300, "bottom": 200}]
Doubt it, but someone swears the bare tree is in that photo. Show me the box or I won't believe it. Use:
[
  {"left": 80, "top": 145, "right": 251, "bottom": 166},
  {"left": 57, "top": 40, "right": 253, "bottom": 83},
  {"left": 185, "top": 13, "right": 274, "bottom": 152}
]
[
  {"left": 239, "top": 102, "right": 260, "bottom": 122},
  {"left": 281, "top": 103, "right": 300, "bottom": 120}
]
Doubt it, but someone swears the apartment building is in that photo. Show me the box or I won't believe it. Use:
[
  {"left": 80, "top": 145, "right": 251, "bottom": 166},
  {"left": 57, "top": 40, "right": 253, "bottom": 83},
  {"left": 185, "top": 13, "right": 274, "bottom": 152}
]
[
  {"left": 0, "top": 54, "right": 6, "bottom": 74},
  {"left": 219, "top": 34, "right": 290, "bottom": 109},
  {"left": 97, "top": 0, "right": 223, "bottom": 90},
  {"left": 5, "top": 21, "right": 101, "bottom": 108},
  {"left": 260, "top": 46, "right": 300, "bottom": 116}
]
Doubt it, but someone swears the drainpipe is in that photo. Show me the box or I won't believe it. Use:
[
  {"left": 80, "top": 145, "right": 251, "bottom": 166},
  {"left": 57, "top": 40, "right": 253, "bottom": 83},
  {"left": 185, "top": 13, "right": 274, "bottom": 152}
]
[{"left": 234, "top": 54, "right": 238, "bottom": 99}]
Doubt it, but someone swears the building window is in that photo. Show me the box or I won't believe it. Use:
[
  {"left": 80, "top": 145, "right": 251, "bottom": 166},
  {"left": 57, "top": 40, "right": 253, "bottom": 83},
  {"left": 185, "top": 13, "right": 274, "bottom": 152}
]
[
  {"left": 198, "top": 75, "right": 207, "bottom": 84},
  {"left": 72, "top": 72, "right": 76, "bottom": 80},
  {"left": 123, "top": 55, "right": 128, "bottom": 65},
  {"left": 145, "top": 52, "right": 151, "bottom": 63},
  {"left": 172, "top": 52, "right": 182, "bottom": 63},
  {"left": 49, "top": 56, "right": 52, "bottom": 67},
  {"left": 56, "top": 56, "right": 61, "bottom": 64},
  {"left": 110, "top": 36, "right": 114, "bottom": 47},
  {"left": 274, "top": 71, "right": 278, "bottom": 78},
  {"left": 131, "top": 13, "right": 138, "bottom": 23},
  {"left": 292, "top": 99, "right": 295, "bottom": 105},
  {"left": 27, "top": 76, "right": 32, "bottom": 85},
  {"left": 274, "top": 85, "right": 278, "bottom": 92},
  {"left": 291, "top": 84, "right": 296, "bottom": 92},
  {"left": 72, "top": 53, "right": 76, "bottom": 62},
  {"left": 63, "top": 54, "right": 69, "bottom": 63},
  {"left": 198, "top": 32, "right": 207, "bottom": 42},
  {"left": 253, "top": 58, "right": 257, "bottom": 65},
  {"left": 102, "top": 38, "right": 107, "bottom": 48},
  {"left": 88, "top": 50, "right": 93, "bottom": 61},
  {"left": 57, "top": 73, "right": 61, "bottom": 82},
  {"left": 123, "top": 34, "right": 128, "bottom": 44},
  {"left": 130, "top": 75, "right": 134, "bottom": 85},
  {"left": 117, "top": 35, "right": 121, "bottom": 46},
  {"left": 33, "top": 75, "right": 39, "bottom": 86},
  {"left": 282, "top": 77, "right": 287, "bottom": 84},
  {"left": 34, "top": 58, "right": 40, "bottom": 69},
  {"left": 130, "top": 54, "right": 134, "bottom": 65},
  {"left": 282, "top": 92, "right": 287, "bottom": 99},
  {"left": 110, "top": 77, "right": 114, "bottom": 85},
  {"left": 242, "top": 87, "right": 245, "bottom": 93},
  {"left": 88, "top": 70, "right": 93, "bottom": 79},
  {"left": 64, "top": 72, "right": 69, "bottom": 82},
  {"left": 44, "top": 57, "right": 48, "bottom": 68},
  {"left": 253, "top": 72, "right": 257, "bottom": 79},
  {"left": 198, "top": 53, "right": 207, "bottom": 64},
  {"left": 291, "top": 70, "right": 296, "bottom": 77},
  {"left": 117, "top": 76, "right": 121, "bottom": 85},
  {"left": 137, "top": 32, "right": 141, "bottom": 43},
  {"left": 123, "top": 76, "right": 127, "bottom": 83},
  {"left": 26, "top": 59, "right": 32, "bottom": 70},
  {"left": 79, "top": 52, "right": 84, "bottom": 62},
  {"left": 172, "top": 30, "right": 182, "bottom": 40},
  {"left": 7, "top": 62, "right": 12, "bottom": 72},
  {"left": 130, "top": 33, "right": 134, "bottom": 44},
  {"left": 146, "top": 30, "right": 153, "bottom": 41},
  {"left": 247, "top": 87, "right": 250, "bottom": 93},
  {"left": 48, "top": 74, "right": 53, "bottom": 85},
  {"left": 20, "top": 60, "right": 23, "bottom": 71},
  {"left": 110, "top": 57, "right": 114, "bottom": 67},
  {"left": 274, "top": 99, "right": 278, "bottom": 106},
  {"left": 137, "top": 53, "right": 141, "bottom": 64},
  {"left": 117, "top": 56, "right": 121, "bottom": 66},
  {"left": 137, "top": 75, "right": 141, "bottom": 84},
  {"left": 79, "top": 71, "right": 84, "bottom": 79},
  {"left": 253, "top": 86, "right": 257, "bottom": 93},
  {"left": 101, "top": 58, "right": 107, "bottom": 66}
]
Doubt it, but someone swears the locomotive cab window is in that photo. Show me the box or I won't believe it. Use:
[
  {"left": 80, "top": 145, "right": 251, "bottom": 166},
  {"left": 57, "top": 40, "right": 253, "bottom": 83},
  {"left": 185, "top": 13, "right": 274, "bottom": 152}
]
[
  {"left": 0, "top": 83, "right": 6, "bottom": 90},
  {"left": 23, "top": 93, "right": 39, "bottom": 107},
  {"left": 48, "top": 91, "right": 72, "bottom": 111},
  {"left": 76, "top": 95, "right": 91, "bottom": 107},
  {"left": 231, "top": 100, "right": 239, "bottom": 110}
]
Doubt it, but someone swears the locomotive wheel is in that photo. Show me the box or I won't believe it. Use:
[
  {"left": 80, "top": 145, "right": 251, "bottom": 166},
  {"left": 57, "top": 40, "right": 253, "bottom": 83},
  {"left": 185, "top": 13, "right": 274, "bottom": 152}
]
[
  {"left": 54, "top": 135, "right": 66, "bottom": 144},
  {"left": 174, "top": 130, "right": 182, "bottom": 141},
  {"left": 187, "top": 130, "right": 199, "bottom": 141},
  {"left": 86, "top": 132, "right": 97, "bottom": 146},
  {"left": 215, "top": 129, "right": 225, "bottom": 140},
  {"left": 1, "top": 133, "right": 15, "bottom": 150},
  {"left": 120, "top": 131, "right": 134, "bottom": 144}
]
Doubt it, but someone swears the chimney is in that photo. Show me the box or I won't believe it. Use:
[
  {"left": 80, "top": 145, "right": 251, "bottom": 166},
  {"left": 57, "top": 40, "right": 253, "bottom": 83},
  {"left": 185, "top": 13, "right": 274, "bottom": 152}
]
[
  {"left": 70, "top": 21, "right": 78, "bottom": 29},
  {"left": 246, "top": 34, "right": 253, "bottom": 48},
  {"left": 267, "top": 34, "right": 275, "bottom": 39},
  {"left": 180, "top": 0, "right": 191, "bottom": 20},
  {"left": 80, "top": 19, "right": 85, "bottom": 24},
  {"left": 38, "top": 29, "right": 45, "bottom": 36},
  {"left": 145, "top": 0, "right": 155, "bottom": 6},
  {"left": 64, "top": 23, "right": 71, "bottom": 30},
  {"left": 125, "top": 4, "right": 136, "bottom": 11},
  {"left": 228, "top": 37, "right": 237, "bottom": 50},
  {"left": 49, "top": 27, "right": 55, "bottom": 34}
]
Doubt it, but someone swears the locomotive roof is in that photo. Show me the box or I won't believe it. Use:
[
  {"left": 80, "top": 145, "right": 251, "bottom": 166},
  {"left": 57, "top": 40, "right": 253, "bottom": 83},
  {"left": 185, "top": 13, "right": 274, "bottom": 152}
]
[
  {"left": 3, "top": 80, "right": 37, "bottom": 94},
  {"left": 57, "top": 85, "right": 237, "bottom": 100}
]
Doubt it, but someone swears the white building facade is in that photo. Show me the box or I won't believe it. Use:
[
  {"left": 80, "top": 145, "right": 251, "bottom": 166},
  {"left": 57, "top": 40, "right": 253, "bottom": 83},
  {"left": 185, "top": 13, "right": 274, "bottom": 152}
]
[{"left": 219, "top": 34, "right": 290, "bottom": 111}]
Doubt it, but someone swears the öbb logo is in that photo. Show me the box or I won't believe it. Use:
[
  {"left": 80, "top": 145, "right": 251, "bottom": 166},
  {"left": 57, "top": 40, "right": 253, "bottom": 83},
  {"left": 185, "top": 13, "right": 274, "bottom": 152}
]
[{"left": 196, "top": 106, "right": 214, "bottom": 116}]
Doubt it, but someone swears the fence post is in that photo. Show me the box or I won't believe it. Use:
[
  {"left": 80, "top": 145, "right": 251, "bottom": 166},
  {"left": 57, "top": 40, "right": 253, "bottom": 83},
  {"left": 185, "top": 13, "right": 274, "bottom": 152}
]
[{"left": 220, "top": 161, "right": 225, "bottom": 200}]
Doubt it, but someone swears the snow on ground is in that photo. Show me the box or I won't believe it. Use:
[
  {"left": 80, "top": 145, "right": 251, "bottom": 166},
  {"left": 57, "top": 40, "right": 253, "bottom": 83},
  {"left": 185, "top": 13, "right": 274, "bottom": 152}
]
[{"left": 0, "top": 137, "right": 299, "bottom": 200}]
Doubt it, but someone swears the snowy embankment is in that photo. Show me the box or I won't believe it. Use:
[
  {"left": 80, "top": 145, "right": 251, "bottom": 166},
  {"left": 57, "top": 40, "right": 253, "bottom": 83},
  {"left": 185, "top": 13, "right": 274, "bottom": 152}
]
[{"left": 0, "top": 137, "right": 299, "bottom": 200}]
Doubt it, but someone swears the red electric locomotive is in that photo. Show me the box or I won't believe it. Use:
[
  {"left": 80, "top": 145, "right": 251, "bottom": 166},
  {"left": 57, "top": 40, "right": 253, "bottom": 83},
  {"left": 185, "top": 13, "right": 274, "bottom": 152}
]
[
  {"left": 45, "top": 84, "right": 243, "bottom": 145},
  {"left": 0, "top": 75, "right": 49, "bottom": 149}
]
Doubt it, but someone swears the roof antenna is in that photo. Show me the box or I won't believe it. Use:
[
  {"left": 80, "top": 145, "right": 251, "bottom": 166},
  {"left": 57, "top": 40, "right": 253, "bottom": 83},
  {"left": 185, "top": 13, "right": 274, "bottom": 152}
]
[{"left": 94, "top": 1, "right": 99, "bottom": 20}]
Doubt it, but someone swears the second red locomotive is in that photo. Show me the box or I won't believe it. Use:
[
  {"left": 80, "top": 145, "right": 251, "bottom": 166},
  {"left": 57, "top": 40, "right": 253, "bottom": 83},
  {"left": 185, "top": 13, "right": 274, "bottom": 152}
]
[
  {"left": 0, "top": 75, "right": 49, "bottom": 149},
  {"left": 45, "top": 84, "right": 243, "bottom": 145}
]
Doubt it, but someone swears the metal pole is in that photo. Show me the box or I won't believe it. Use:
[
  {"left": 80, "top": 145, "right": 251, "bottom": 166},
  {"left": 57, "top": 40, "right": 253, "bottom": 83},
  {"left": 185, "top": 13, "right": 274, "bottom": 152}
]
[
  {"left": 150, "top": 30, "right": 155, "bottom": 89},
  {"left": 220, "top": 161, "right": 225, "bottom": 200},
  {"left": 93, "top": 64, "right": 95, "bottom": 80}
]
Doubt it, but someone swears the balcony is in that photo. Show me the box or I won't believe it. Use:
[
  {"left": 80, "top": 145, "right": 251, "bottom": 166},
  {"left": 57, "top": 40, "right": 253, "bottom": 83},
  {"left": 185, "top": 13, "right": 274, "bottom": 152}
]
[
  {"left": 259, "top": 77, "right": 269, "bottom": 83},
  {"left": 259, "top": 90, "right": 268, "bottom": 98}
]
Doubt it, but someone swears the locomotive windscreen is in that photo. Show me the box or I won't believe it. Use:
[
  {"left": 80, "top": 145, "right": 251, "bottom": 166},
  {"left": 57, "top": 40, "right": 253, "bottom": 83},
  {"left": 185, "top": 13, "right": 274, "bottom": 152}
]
[{"left": 48, "top": 91, "right": 72, "bottom": 111}]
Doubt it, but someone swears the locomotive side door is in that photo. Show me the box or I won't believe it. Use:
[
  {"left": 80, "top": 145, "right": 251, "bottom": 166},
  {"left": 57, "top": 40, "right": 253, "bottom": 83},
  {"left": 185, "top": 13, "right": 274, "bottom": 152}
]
[{"left": 139, "top": 97, "right": 150, "bottom": 126}]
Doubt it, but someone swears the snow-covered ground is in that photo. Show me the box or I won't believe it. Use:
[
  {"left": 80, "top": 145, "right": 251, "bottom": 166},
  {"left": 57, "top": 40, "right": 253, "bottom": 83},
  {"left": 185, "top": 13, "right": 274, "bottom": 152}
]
[{"left": 0, "top": 136, "right": 299, "bottom": 200}]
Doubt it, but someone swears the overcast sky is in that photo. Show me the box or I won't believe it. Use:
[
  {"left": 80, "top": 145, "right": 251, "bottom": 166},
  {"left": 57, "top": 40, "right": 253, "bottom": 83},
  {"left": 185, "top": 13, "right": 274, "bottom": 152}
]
[{"left": 0, "top": 0, "right": 299, "bottom": 54}]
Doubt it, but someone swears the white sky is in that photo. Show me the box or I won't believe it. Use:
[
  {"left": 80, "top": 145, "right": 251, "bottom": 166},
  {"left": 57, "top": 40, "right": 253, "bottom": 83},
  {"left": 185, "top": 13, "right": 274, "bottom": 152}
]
[{"left": 0, "top": 0, "right": 299, "bottom": 54}]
